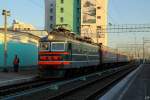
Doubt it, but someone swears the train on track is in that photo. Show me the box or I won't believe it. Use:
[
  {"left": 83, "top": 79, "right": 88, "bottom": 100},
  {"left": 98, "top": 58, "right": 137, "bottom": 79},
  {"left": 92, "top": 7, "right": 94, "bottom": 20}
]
[{"left": 38, "top": 27, "right": 130, "bottom": 78}]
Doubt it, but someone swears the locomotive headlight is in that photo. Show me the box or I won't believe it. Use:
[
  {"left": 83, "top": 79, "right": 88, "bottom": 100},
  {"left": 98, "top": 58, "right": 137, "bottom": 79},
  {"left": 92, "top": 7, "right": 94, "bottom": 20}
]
[{"left": 48, "top": 35, "right": 54, "bottom": 40}]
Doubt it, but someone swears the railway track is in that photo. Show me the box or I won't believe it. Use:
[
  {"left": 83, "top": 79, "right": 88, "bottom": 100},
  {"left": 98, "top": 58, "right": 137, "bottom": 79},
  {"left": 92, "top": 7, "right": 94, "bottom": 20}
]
[
  {"left": 48, "top": 64, "right": 138, "bottom": 100},
  {"left": 0, "top": 78, "right": 56, "bottom": 98},
  {"left": 1, "top": 63, "right": 139, "bottom": 100}
]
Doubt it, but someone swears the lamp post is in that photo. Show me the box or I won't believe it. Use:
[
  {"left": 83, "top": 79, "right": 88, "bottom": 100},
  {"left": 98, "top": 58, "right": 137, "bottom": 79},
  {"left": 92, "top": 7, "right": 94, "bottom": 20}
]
[
  {"left": 2, "top": 10, "right": 10, "bottom": 67},
  {"left": 142, "top": 38, "right": 150, "bottom": 63},
  {"left": 143, "top": 37, "right": 145, "bottom": 63}
]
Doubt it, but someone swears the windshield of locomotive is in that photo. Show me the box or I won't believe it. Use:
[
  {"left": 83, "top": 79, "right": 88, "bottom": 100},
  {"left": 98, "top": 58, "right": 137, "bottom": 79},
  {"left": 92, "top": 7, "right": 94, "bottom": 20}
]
[
  {"left": 51, "top": 42, "right": 65, "bottom": 51},
  {"left": 39, "top": 42, "right": 49, "bottom": 51}
]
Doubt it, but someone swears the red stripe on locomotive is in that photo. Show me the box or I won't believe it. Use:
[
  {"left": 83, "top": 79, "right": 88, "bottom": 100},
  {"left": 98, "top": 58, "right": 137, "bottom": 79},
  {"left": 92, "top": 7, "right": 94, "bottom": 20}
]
[
  {"left": 40, "top": 56, "right": 62, "bottom": 61},
  {"left": 38, "top": 61, "right": 70, "bottom": 65},
  {"left": 39, "top": 51, "right": 69, "bottom": 55},
  {"left": 38, "top": 51, "right": 70, "bottom": 69}
]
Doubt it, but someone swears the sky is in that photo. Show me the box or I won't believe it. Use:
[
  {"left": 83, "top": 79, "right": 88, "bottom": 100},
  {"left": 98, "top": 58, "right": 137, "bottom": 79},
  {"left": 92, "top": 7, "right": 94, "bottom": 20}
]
[
  {"left": 0, "top": 0, "right": 150, "bottom": 48},
  {"left": 108, "top": 0, "right": 150, "bottom": 24},
  {"left": 0, "top": 0, "right": 44, "bottom": 28}
]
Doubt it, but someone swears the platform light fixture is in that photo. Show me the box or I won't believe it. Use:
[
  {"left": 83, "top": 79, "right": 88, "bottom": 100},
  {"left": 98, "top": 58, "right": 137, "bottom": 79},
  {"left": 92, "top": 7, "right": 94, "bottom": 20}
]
[{"left": 2, "top": 9, "right": 11, "bottom": 67}]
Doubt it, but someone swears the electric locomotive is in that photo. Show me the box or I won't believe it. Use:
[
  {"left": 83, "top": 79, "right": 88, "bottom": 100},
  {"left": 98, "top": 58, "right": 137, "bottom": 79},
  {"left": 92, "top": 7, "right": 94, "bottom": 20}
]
[{"left": 38, "top": 30, "right": 101, "bottom": 78}]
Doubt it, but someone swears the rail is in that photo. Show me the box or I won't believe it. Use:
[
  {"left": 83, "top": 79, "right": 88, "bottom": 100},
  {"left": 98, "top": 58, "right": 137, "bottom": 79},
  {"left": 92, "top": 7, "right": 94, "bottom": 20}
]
[{"left": 48, "top": 63, "right": 138, "bottom": 100}]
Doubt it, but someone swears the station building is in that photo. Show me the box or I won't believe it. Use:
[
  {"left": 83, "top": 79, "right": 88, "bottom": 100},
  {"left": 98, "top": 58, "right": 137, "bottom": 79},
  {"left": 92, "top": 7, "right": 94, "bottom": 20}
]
[
  {"left": 0, "top": 30, "right": 40, "bottom": 70},
  {"left": 0, "top": 20, "right": 48, "bottom": 70},
  {"left": 45, "top": 0, "right": 108, "bottom": 45},
  {"left": 11, "top": 20, "right": 48, "bottom": 38},
  {"left": 12, "top": 20, "right": 36, "bottom": 31}
]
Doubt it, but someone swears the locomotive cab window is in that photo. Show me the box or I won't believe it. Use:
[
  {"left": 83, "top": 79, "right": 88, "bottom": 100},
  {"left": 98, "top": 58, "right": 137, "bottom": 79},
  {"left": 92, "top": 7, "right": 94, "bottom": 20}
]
[
  {"left": 51, "top": 42, "right": 65, "bottom": 51},
  {"left": 39, "top": 42, "right": 49, "bottom": 51}
]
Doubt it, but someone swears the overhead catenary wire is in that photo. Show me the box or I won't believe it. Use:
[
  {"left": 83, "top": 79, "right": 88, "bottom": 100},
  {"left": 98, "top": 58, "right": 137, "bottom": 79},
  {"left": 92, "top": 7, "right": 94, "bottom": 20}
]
[{"left": 27, "top": 0, "right": 44, "bottom": 9}]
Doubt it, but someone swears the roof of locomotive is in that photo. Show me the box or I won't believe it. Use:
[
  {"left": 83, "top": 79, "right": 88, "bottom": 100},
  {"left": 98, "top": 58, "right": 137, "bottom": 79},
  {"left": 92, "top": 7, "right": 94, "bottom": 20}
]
[{"left": 40, "top": 30, "right": 100, "bottom": 47}]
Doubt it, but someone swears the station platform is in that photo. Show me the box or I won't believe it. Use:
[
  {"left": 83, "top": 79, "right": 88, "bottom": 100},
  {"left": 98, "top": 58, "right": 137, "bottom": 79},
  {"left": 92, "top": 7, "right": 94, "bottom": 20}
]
[
  {"left": 0, "top": 70, "right": 38, "bottom": 87},
  {"left": 100, "top": 64, "right": 149, "bottom": 100}
]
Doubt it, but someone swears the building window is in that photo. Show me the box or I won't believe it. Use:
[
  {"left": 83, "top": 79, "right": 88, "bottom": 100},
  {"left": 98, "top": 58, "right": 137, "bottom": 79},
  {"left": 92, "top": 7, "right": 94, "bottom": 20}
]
[
  {"left": 97, "top": 26, "right": 101, "bottom": 29},
  {"left": 77, "top": 17, "right": 80, "bottom": 23},
  {"left": 61, "top": 0, "right": 64, "bottom": 3},
  {"left": 97, "top": 6, "right": 101, "bottom": 9},
  {"left": 50, "top": 24, "right": 53, "bottom": 28},
  {"left": 50, "top": 8, "right": 53, "bottom": 13},
  {"left": 97, "top": 16, "right": 101, "bottom": 19},
  {"left": 60, "top": 8, "right": 64, "bottom": 13},
  {"left": 60, "top": 17, "right": 64, "bottom": 23},
  {"left": 97, "top": 26, "right": 102, "bottom": 30},
  {"left": 77, "top": 26, "right": 80, "bottom": 33},
  {"left": 77, "top": 8, "right": 80, "bottom": 13},
  {"left": 50, "top": 4, "right": 53, "bottom": 7},
  {"left": 77, "top": 0, "right": 80, "bottom": 4},
  {"left": 50, "top": 16, "right": 53, "bottom": 21}
]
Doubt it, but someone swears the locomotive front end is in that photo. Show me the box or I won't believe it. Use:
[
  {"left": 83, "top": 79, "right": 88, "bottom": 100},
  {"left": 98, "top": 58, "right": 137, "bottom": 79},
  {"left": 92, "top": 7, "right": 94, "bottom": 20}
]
[{"left": 38, "top": 41, "right": 70, "bottom": 78}]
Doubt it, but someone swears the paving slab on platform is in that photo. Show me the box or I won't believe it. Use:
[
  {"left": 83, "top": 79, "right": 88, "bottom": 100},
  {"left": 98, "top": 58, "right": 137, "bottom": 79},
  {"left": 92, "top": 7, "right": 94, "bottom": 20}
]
[
  {"left": 0, "top": 71, "right": 38, "bottom": 87},
  {"left": 120, "top": 64, "right": 150, "bottom": 100},
  {"left": 100, "top": 64, "right": 150, "bottom": 100}
]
